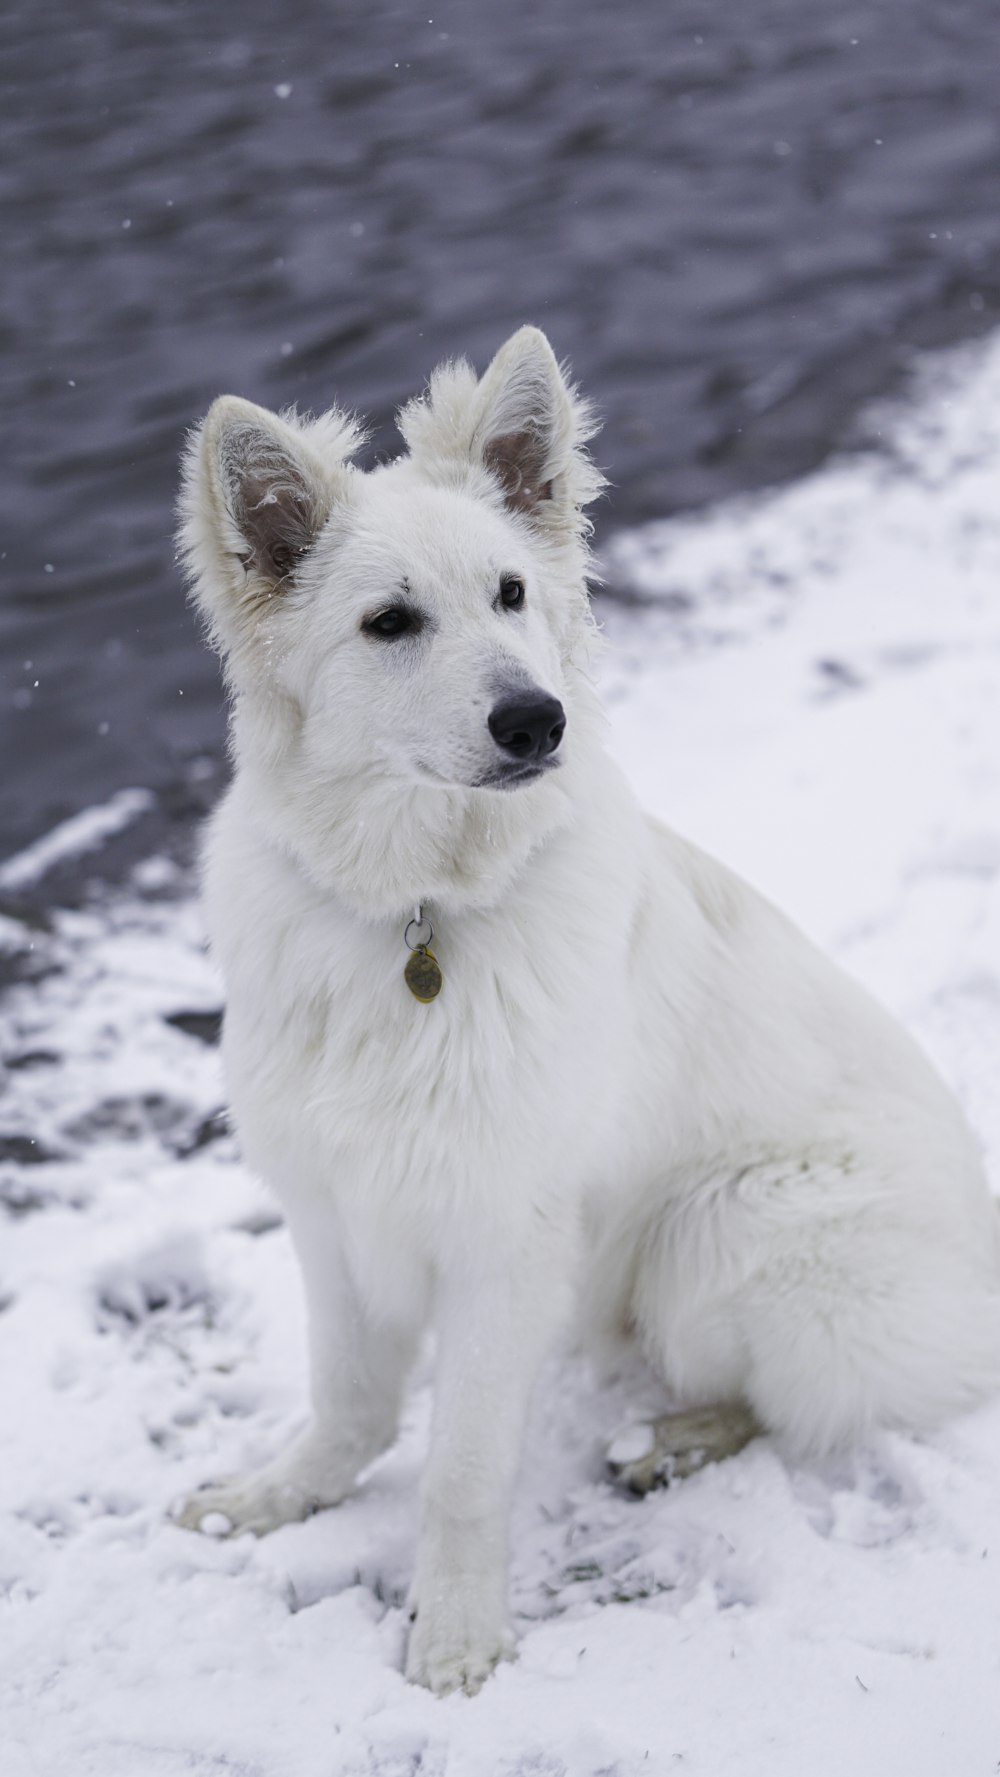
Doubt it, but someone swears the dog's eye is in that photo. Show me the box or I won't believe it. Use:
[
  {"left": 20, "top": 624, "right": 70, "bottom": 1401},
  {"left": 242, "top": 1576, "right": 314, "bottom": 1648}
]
[
  {"left": 363, "top": 607, "right": 418, "bottom": 639},
  {"left": 499, "top": 575, "right": 526, "bottom": 611}
]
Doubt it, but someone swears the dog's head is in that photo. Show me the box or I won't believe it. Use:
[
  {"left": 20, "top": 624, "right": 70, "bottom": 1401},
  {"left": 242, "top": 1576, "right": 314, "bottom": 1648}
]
[{"left": 179, "top": 328, "right": 604, "bottom": 905}]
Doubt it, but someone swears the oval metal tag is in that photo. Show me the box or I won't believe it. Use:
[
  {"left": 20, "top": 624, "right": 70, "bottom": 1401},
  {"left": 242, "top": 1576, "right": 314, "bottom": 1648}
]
[{"left": 404, "top": 945, "right": 443, "bottom": 1003}]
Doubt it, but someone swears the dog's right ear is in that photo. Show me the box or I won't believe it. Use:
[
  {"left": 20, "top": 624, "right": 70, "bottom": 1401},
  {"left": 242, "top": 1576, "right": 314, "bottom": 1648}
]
[{"left": 178, "top": 396, "right": 362, "bottom": 679}]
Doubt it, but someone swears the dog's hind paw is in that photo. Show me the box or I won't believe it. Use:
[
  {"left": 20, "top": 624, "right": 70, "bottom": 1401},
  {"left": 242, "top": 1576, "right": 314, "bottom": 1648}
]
[{"left": 608, "top": 1403, "right": 760, "bottom": 1495}]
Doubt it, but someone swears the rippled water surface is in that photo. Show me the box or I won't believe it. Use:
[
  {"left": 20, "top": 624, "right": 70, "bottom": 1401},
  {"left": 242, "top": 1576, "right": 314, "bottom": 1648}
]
[{"left": 3, "top": 0, "right": 1000, "bottom": 861}]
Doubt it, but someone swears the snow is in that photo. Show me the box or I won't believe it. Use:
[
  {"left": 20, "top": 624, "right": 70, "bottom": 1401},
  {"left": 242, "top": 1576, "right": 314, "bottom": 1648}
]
[
  {"left": 0, "top": 788, "right": 154, "bottom": 893},
  {"left": 4, "top": 336, "right": 1000, "bottom": 1775}
]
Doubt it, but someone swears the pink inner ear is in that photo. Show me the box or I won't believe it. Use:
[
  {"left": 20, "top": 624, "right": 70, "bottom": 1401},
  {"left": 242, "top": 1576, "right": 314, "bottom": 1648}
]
[
  {"left": 483, "top": 430, "right": 553, "bottom": 515},
  {"left": 234, "top": 460, "right": 317, "bottom": 585}
]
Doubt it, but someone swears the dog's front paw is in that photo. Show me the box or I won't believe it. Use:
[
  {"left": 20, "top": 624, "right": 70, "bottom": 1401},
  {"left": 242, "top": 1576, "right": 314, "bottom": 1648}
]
[
  {"left": 405, "top": 1588, "right": 515, "bottom": 1697},
  {"left": 174, "top": 1431, "right": 356, "bottom": 1537},
  {"left": 174, "top": 1471, "right": 324, "bottom": 1537}
]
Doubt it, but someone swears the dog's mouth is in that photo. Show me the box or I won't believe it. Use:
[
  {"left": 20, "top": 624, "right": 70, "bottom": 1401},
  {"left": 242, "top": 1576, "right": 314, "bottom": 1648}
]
[
  {"left": 410, "top": 756, "right": 562, "bottom": 792},
  {"left": 472, "top": 757, "right": 561, "bottom": 792}
]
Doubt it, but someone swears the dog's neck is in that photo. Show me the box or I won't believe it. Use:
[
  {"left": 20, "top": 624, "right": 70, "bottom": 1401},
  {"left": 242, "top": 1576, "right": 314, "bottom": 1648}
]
[
  {"left": 285, "top": 769, "right": 576, "bottom": 921},
  {"left": 230, "top": 682, "right": 602, "bottom": 923}
]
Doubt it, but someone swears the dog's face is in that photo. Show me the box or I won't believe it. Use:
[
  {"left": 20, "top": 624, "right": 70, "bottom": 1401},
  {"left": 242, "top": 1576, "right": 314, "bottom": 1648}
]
[
  {"left": 180, "top": 327, "right": 602, "bottom": 822},
  {"left": 283, "top": 473, "right": 573, "bottom": 794}
]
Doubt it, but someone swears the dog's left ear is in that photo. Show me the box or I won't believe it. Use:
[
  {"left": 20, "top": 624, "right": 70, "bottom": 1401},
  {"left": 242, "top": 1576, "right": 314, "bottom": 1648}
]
[
  {"left": 471, "top": 327, "right": 587, "bottom": 519},
  {"left": 400, "top": 327, "right": 603, "bottom": 526}
]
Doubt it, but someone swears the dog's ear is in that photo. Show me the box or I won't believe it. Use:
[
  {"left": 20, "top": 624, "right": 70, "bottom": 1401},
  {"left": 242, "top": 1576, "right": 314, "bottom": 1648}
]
[
  {"left": 471, "top": 327, "right": 594, "bottom": 520},
  {"left": 399, "top": 327, "right": 603, "bottom": 527},
  {"left": 178, "top": 396, "right": 362, "bottom": 677}
]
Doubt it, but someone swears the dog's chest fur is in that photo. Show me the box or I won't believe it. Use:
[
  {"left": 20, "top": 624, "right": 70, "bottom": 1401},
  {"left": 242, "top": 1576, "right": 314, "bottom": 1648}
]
[{"left": 205, "top": 771, "right": 644, "bottom": 1251}]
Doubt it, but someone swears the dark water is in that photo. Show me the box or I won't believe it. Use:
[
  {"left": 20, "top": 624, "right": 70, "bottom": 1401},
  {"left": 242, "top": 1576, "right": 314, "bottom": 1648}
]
[{"left": 3, "top": 0, "right": 1000, "bottom": 870}]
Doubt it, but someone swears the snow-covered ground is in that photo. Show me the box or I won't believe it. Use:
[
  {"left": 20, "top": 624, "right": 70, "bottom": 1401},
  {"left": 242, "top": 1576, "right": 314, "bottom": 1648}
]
[{"left": 4, "top": 337, "right": 1000, "bottom": 1777}]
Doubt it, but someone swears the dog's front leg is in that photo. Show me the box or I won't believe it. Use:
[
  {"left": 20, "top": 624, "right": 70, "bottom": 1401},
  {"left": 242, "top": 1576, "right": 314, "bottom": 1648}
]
[
  {"left": 406, "top": 1245, "right": 565, "bottom": 1696},
  {"left": 178, "top": 1187, "right": 418, "bottom": 1535}
]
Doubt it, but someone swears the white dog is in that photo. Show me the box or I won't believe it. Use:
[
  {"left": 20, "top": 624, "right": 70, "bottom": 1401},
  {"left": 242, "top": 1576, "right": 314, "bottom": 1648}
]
[{"left": 177, "top": 327, "right": 1000, "bottom": 1695}]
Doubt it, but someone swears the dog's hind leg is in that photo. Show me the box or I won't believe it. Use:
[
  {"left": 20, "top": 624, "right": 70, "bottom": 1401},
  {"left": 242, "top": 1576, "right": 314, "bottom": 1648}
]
[
  {"left": 625, "top": 1154, "right": 1000, "bottom": 1489},
  {"left": 607, "top": 1402, "right": 760, "bottom": 1494},
  {"left": 176, "top": 1189, "right": 423, "bottom": 1536}
]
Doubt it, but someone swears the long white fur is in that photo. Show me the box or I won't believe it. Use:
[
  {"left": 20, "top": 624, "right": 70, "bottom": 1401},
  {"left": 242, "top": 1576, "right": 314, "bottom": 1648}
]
[{"left": 176, "top": 326, "right": 1000, "bottom": 1696}]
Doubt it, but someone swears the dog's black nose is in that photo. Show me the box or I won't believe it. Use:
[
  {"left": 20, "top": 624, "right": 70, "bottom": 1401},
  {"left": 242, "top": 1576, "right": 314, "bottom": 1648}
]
[{"left": 488, "top": 694, "right": 566, "bottom": 762}]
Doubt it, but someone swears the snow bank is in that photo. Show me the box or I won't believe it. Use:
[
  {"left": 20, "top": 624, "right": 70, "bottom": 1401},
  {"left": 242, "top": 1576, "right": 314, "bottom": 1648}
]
[
  {"left": 3, "top": 336, "right": 1000, "bottom": 1776},
  {"left": 0, "top": 788, "right": 154, "bottom": 893}
]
